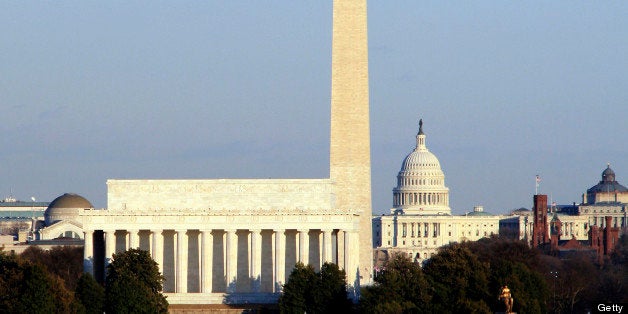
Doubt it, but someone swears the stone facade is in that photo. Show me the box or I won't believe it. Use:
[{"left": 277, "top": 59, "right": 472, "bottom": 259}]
[
  {"left": 79, "top": 0, "right": 374, "bottom": 305},
  {"left": 81, "top": 179, "right": 360, "bottom": 304},
  {"left": 330, "top": 0, "right": 373, "bottom": 284},
  {"left": 374, "top": 210, "right": 500, "bottom": 264}
]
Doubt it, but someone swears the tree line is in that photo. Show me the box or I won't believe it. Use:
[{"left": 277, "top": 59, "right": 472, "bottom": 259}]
[
  {"left": 0, "top": 247, "right": 167, "bottom": 314},
  {"left": 281, "top": 235, "right": 627, "bottom": 313},
  {"left": 1, "top": 235, "right": 625, "bottom": 313}
]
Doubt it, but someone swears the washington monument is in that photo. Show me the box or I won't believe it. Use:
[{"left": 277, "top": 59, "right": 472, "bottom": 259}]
[{"left": 330, "top": 0, "right": 373, "bottom": 284}]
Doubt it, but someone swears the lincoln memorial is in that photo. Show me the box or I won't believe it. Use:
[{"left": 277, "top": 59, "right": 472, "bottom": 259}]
[{"left": 78, "top": 0, "right": 373, "bottom": 305}]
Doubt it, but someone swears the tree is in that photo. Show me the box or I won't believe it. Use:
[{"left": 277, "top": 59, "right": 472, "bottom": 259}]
[
  {"left": 0, "top": 249, "right": 24, "bottom": 312},
  {"left": 0, "top": 248, "right": 77, "bottom": 313},
  {"left": 315, "top": 263, "right": 352, "bottom": 313},
  {"left": 278, "top": 262, "right": 317, "bottom": 313},
  {"left": 76, "top": 272, "right": 105, "bottom": 314},
  {"left": 360, "top": 253, "right": 431, "bottom": 313},
  {"left": 105, "top": 248, "right": 168, "bottom": 313},
  {"left": 279, "top": 262, "right": 352, "bottom": 314},
  {"left": 21, "top": 245, "right": 84, "bottom": 291},
  {"left": 423, "top": 243, "right": 491, "bottom": 313},
  {"left": 467, "top": 237, "right": 549, "bottom": 313},
  {"left": 18, "top": 263, "right": 57, "bottom": 313}
]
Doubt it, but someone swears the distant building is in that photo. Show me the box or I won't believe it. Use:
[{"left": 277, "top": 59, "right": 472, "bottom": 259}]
[
  {"left": 0, "top": 195, "right": 48, "bottom": 238},
  {"left": 542, "top": 165, "right": 627, "bottom": 243},
  {"left": 37, "top": 193, "right": 94, "bottom": 240},
  {"left": 532, "top": 195, "right": 549, "bottom": 247},
  {"left": 373, "top": 120, "right": 501, "bottom": 266},
  {"left": 525, "top": 165, "right": 627, "bottom": 262},
  {"left": 0, "top": 193, "right": 86, "bottom": 254},
  {"left": 0, "top": 195, "right": 48, "bottom": 218}
]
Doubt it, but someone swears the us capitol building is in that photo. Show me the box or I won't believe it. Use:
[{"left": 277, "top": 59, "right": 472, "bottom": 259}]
[
  {"left": 372, "top": 120, "right": 502, "bottom": 265},
  {"left": 373, "top": 120, "right": 628, "bottom": 266}
]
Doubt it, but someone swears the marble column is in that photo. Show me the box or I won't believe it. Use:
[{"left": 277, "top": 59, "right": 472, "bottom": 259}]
[
  {"left": 322, "top": 229, "right": 333, "bottom": 263},
  {"left": 200, "top": 230, "right": 213, "bottom": 293},
  {"left": 225, "top": 229, "right": 237, "bottom": 293},
  {"left": 298, "top": 229, "right": 309, "bottom": 264},
  {"left": 83, "top": 230, "right": 94, "bottom": 275},
  {"left": 274, "top": 229, "right": 286, "bottom": 292},
  {"left": 250, "top": 229, "right": 262, "bottom": 292},
  {"left": 344, "top": 230, "right": 353, "bottom": 283},
  {"left": 346, "top": 230, "right": 360, "bottom": 288},
  {"left": 176, "top": 229, "right": 188, "bottom": 293},
  {"left": 152, "top": 230, "right": 164, "bottom": 275},
  {"left": 128, "top": 229, "right": 139, "bottom": 250},
  {"left": 104, "top": 230, "right": 115, "bottom": 265}
]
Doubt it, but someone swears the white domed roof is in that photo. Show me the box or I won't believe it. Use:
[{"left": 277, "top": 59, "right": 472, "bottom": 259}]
[
  {"left": 400, "top": 148, "right": 442, "bottom": 172},
  {"left": 392, "top": 119, "right": 451, "bottom": 215},
  {"left": 398, "top": 119, "right": 444, "bottom": 178}
]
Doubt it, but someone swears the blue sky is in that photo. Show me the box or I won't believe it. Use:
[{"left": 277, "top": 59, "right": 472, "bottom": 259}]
[{"left": 1, "top": 1, "right": 627, "bottom": 214}]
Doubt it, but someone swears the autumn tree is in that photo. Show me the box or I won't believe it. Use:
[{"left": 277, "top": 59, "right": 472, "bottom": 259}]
[
  {"left": 20, "top": 245, "right": 84, "bottom": 290},
  {"left": 105, "top": 248, "right": 168, "bottom": 313},
  {"left": 0, "top": 249, "right": 77, "bottom": 313}
]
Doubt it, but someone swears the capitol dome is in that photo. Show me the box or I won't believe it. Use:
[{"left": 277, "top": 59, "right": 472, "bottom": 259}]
[
  {"left": 44, "top": 193, "right": 93, "bottom": 225},
  {"left": 392, "top": 120, "right": 451, "bottom": 215}
]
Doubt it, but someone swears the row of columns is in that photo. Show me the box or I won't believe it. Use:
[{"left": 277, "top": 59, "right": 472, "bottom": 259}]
[
  {"left": 398, "top": 177, "right": 442, "bottom": 186},
  {"left": 401, "top": 222, "right": 440, "bottom": 238},
  {"left": 393, "top": 191, "right": 448, "bottom": 206},
  {"left": 84, "top": 228, "right": 354, "bottom": 294}
]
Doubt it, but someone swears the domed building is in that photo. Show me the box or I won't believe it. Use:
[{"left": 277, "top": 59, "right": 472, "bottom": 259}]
[
  {"left": 392, "top": 119, "right": 450, "bottom": 215},
  {"left": 583, "top": 164, "right": 628, "bottom": 204},
  {"left": 509, "top": 164, "right": 628, "bottom": 250},
  {"left": 373, "top": 120, "right": 500, "bottom": 265},
  {"left": 38, "top": 193, "right": 94, "bottom": 240}
]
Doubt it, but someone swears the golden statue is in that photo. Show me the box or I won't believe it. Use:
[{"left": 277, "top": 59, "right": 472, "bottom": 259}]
[{"left": 499, "top": 285, "right": 514, "bottom": 313}]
